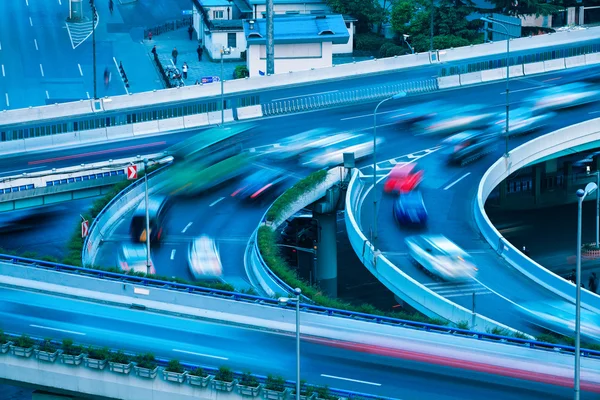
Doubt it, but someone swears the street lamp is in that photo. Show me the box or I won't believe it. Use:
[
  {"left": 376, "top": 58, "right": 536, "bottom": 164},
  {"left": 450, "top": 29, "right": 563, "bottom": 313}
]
[
  {"left": 91, "top": 0, "right": 98, "bottom": 99},
  {"left": 402, "top": 34, "right": 414, "bottom": 54},
  {"left": 373, "top": 92, "right": 407, "bottom": 242},
  {"left": 586, "top": 165, "right": 600, "bottom": 247},
  {"left": 220, "top": 46, "right": 232, "bottom": 125},
  {"left": 279, "top": 288, "right": 302, "bottom": 400},
  {"left": 575, "top": 182, "right": 597, "bottom": 400},
  {"left": 481, "top": 17, "right": 510, "bottom": 157}
]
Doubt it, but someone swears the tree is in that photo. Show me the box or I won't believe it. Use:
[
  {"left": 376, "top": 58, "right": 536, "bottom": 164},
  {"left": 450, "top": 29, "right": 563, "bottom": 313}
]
[
  {"left": 325, "top": 0, "right": 385, "bottom": 33},
  {"left": 390, "top": 0, "right": 416, "bottom": 34},
  {"left": 486, "top": 0, "right": 562, "bottom": 17}
]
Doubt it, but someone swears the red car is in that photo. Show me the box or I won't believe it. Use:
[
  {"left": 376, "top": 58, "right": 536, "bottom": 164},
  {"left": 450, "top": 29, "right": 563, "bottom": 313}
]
[{"left": 384, "top": 164, "right": 423, "bottom": 194}]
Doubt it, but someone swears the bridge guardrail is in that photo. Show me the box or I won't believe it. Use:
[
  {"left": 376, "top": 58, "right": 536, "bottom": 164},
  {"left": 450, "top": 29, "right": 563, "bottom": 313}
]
[
  {"left": 1, "top": 255, "right": 600, "bottom": 359},
  {"left": 344, "top": 169, "right": 525, "bottom": 335},
  {"left": 475, "top": 117, "right": 600, "bottom": 314}
]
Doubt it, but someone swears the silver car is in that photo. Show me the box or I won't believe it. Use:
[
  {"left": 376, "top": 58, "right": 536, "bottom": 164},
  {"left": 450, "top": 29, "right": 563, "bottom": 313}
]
[
  {"left": 188, "top": 235, "right": 223, "bottom": 280},
  {"left": 528, "top": 82, "right": 600, "bottom": 113},
  {"left": 489, "top": 107, "right": 555, "bottom": 137},
  {"left": 413, "top": 105, "right": 496, "bottom": 137},
  {"left": 117, "top": 243, "right": 155, "bottom": 275},
  {"left": 405, "top": 235, "right": 477, "bottom": 281}
]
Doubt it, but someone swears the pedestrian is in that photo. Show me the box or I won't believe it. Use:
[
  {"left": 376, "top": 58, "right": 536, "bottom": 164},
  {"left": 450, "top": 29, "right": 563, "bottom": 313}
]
[
  {"left": 151, "top": 45, "right": 157, "bottom": 58},
  {"left": 197, "top": 45, "right": 203, "bottom": 61},
  {"left": 195, "top": 80, "right": 200, "bottom": 85},
  {"left": 109, "top": 0, "right": 113, "bottom": 14},
  {"left": 589, "top": 272, "right": 598, "bottom": 293},
  {"left": 148, "top": 31, "right": 153, "bottom": 41},
  {"left": 182, "top": 62, "right": 188, "bottom": 79},
  {"left": 568, "top": 269, "right": 576, "bottom": 284},
  {"left": 522, "top": 246, "right": 530, "bottom": 257},
  {"left": 172, "top": 47, "right": 178, "bottom": 65},
  {"left": 104, "top": 68, "right": 111, "bottom": 88},
  {"left": 188, "top": 25, "right": 194, "bottom": 40}
]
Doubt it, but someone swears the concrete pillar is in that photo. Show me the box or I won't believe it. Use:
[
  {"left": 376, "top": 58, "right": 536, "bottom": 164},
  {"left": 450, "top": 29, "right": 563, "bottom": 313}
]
[
  {"left": 499, "top": 177, "right": 507, "bottom": 205},
  {"left": 69, "top": 0, "right": 84, "bottom": 21},
  {"left": 313, "top": 211, "right": 337, "bottom": 297},
  {"left": 532, "top": 165, "right": 542, "bottom": 204},
  {"left": 592, "top": 155, "right": 600, "bottom": 172},
  {"left": 564, "top": 160, "right": 572, "bottom": 191}
]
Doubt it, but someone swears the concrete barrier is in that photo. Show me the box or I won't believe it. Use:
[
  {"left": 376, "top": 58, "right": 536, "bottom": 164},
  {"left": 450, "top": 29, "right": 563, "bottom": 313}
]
[
  {"left": 236, "top": 105, "right": 263, "bottom": 121},
  {"left": 437, "top": 76, "right": 460, "bottom": 89},
  {"left": 207, "top": 110, "right": 234, "bottom": 125},
  {"left": 106, "top": 125, "right": 134, "bottom": 140},
  {"left": 509, "top": 65, "right": 524, "bottom": 77},
  {"left": 183, "top": 114, "right": 209, "bottom": 129},
  {"left": 523, "top": 62, "right": 545, "bottom": 75},
  {"left": 480, "top": 68, "right": 505, "bottom": 82},
  {"left": 459, "top": 71, "right": 482, "bottom": 86},
  {"left": 0, "top": 140, "right": 26, "bottom": 155},
  {"left": 565, "top": 55, "right": 586, "bottom": 69},
  {"left": 543, "top": 58, "right": 566, "bottom": 72},
  {"left": 586, "top": 53, "right": 600, "bottom": 65},
  {"left": 132, "top": 121, "right": 160, "bottom": 136},
  {"left": 157, "top": 116, "right": 185, "bottom": 132},
  {"left": 475, "top": 118, "right": 600, "bottom": 315}
]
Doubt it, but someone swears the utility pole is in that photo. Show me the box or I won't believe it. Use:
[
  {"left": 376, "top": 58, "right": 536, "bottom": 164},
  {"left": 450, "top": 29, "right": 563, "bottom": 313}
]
[
  {"left": 266, "top": 0, "right": 274, "bottom": 75},
  {"left": 90, "top": 0, "right": 98, "bottom": 99}
]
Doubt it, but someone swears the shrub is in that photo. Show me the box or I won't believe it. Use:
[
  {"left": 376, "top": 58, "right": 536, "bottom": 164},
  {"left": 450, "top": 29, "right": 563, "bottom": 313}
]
[
  {"left": 487, "top": 327, "right": 510, "bottom": 336},
  {"left": 134, "top": 352, "right": 157, "bottom": 369},
  {"left": 0, "top": 330, "right": 8, "bottom": 345},
  {"left": 190, "top": 367, "right": 208, "bottom": 377},
  {"left": 354, "top": 32, "right": 387, "bottom": 52},
  {"left": 512, "top": 331, "right": 529, "bottom": 340},
  {"left": 87, "top": 347, "right": 109, "bottom": 360},
  {"left": 265, "top": 375, "right": 285, "bottom": 392},
  {"left": 455, "top": 321, "right": 470, "bottom": 330},
  {"left": 378, "top": 41, "right": 395, "bottom": 58},
  {"left": 108, "top": 350, "right": 131, "bottom": 365},
  {"left": 166, "top": 359, "right": 184, "bottom": 373},
  {"left": 315, "top": 386, "right": 336, "bottom": 400},
  {"left": 62, "top": 339, "right": 83, "bottom": 356},
  {"left": 385, "top": 45, "right": 409, "bottom": 57},
  {"left": 536, "top": 333, "right": 560, "bottom": 344},
  {"left": 432, "top": 34, "right": 470, "bottom": 50},
  {"left": 215, "top": 366, "right": 234, "bottom": 382},
  {"left": 234, "top": 65, "right": 249, "bottom": 79},
  {"left": 239, "top": 372, "right": 259, "bottom": 387},
  {"left": 38, "top": 338, "right": 58, "bottom": 353},
  {"left": 14, "top": 335, "right": 34, "bottom": 348}
]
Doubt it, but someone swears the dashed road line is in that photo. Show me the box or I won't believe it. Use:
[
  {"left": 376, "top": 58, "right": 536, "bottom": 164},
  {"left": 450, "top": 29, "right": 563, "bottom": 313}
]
[
  {"left": 29, "top": 17, "right": 33, "bottom": 26},
  {"left": 4, "top": 93, "right": 9, "bottom": 107},
  {"left": 1, "top": 65, "right": 4, "bottom": 77},
  {"left": 444, "top": 172, "right": 471, "bottom": 191},
  {"left": 39, "top": 63, "right": 44, "bottom": 77},
  {"left": 45, "top": 90, "right": 49, "bottom": 99},
  {"left": 0, "top": 41, "right": 2, "bottom": 50},
  {"left": 34, "top": 38, "right": 38, "bottom": 50},
  {"left": 78, "top": 63, "right": 83, "bottom": 76},
  {"left": 26, "top": 0, "right": 29, "bottom": 6},
  {"left": 340, "top": 109, "right": 401, "bottom": 121},
  {"left": 172, "top": 349, "right": 228, "bottom": 360},
  {"left": 170, "top": 249, "right": 176, "bottom": 260},
  {"left": 58, "top": 0, "right": 62, "bottom": 4},
  {"left": 30, "top": 324, "right": 85, "bottom": 336},
  {"left": 500, "top": 87, "right": 539, "bottom": 95},
  {"left": 321, "top": 374, "right": 381, "bottom": 386},
  {"left": 86, "top": 91, "right": 90, "bottom": 99},
  {"left": 589, "top": 111, "right": 600, "bottom": 115},
  {"left": 181, "top": 222, "right": 193, "bottom": 233},
  {"left": 209, "top": 197, "right": 225, "bottom": 207}
]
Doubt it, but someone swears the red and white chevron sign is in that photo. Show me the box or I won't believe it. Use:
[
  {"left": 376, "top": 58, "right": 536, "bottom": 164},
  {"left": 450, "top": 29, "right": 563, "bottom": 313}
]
[{"left": 127, "top": 165, "right": 138, "bottom": 180}]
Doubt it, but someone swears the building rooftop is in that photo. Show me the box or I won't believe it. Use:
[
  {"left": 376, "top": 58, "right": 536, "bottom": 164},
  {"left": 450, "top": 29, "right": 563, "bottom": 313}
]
[
  {"left": 247, "top": 0, "right": 325, "bottom": 5},
  {"left": 211, "top": 19, "right": 245, "bottom": 31},
  {"left": 198, "top": 0, "right": 236, "bottom": 6},
  {"left": 244, "top": 14, "right": 350, "bottom": 45}
]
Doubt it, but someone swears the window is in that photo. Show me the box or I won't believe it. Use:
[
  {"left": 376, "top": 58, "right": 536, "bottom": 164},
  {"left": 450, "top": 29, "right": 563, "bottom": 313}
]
[
  {"left": 227, "top": 32, "right": 237, "bottom": 48},
  {"left": 213, "top": 10, "right": 223, "bottom": 19}
]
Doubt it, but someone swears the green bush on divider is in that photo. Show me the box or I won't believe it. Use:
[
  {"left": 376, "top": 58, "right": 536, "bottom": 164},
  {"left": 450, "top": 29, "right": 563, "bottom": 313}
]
[
  {"left": 134, "top": 352, "right": 157, "bottom": 369},
  {"left": 108, "top": 350, "right": 131, "bottom": 365},
  {"left": 215, "top": 366, "right": 234, "bottom": 382},
  {"left": 14, "top": 335, "right": 34, "bottom": 348},
  {"left": 166, "top": 359, "right": 184, "bottom": 373},
  {"left": 86, "top": 347, "right": 109, "bottom": 361},
  {"left": 190, "top": 367, "right": 208, "bottom": 377},
  {"left": 239, "top": 371, "right": 259, "bottom": 387}
]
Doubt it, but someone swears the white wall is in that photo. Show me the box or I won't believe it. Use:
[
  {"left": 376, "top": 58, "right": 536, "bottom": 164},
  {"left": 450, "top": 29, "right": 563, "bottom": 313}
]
[
  {"left": 193, "top": 5, "right": 201, "bottom": 41},
  {"left": 332, "top": 22, "right": 354, "bottom": 54},
  {"left": 247, "top": 42, "right": 332, "bottom": 76},
  {"left": 253, "top": 3, "right": 329, "bottom": 18},
  {"left": 205, "top": 31, "right": 247, "bottom": 60},
  {"left": 204, "top": 5, "right": 233, "bottom": 21}
]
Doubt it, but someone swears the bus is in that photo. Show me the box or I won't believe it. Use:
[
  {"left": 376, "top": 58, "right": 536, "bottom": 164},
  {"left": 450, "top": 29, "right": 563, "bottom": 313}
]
[{"left": 129, "top": 195, "right": 170, "bottom": 244}]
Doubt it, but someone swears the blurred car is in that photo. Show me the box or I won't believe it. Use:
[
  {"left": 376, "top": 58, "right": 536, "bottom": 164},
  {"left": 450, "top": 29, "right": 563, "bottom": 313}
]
[
  {"left": 489, "top": 107, "right": 555, "bottom": 137},
  {"left": 384, "top": 163, "right": 423, "bottom": 194},
  {"left": 117, "top": 243, "right": 156, "bottom": 275},
  {"left": 405, "top": 235, "right": 477, "bottom": 281},
  {"left": 385, "top": 100, "right": 451, "bottom": 125},
  {"left": 188, "top": 236, "right": 223, "bottom": 280},
  {"left": 231, "top": 168, "right": 288, "bottom": 200},
  {"left": 301, "top": 135, "right": 383, "bottom": 168},
  {"left": 520, "top": 301, "right": 600, "bottom": 342},
  {"left": 393, "top": 191, "right": 428, "bottom": 225},
  {"left": 413, "top": 105, "right": 496, "bottom": 136},
  {"left": 528, "top": 82, "right": 600, "bottom": 113},
  {"left": 441, "top": 130, "right": 497, "bottom": 165},
  {"left": 266, "top": 128, "right": 339, "bottom": 161}
]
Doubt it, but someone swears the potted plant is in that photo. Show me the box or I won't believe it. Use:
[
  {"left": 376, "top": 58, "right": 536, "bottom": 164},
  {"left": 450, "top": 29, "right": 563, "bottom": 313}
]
[
  {"left": 291, "top": 381, "right": 316, "bottom": 400},
  {"left": 10, "top": 335, "right": 35, "bottom": 358},
  {"left": 0, "top": 330, "right": 12, "bottom": 354},
  {"left": 263, "top": 375, "right": 287, "bottom": 400},
  {"left": 212, "top": 366, "right": 235, "bottom": 392},
  {"left": 108, "top": 350, "right": 132, "bottom": 374},
  {"left": 134, "top": 352, "right": 158, "bottom": 379},
  {"left": 236, "top": 371, "right": 261, "bottom": 397},
  {"left": 60, "top": 339, "right": 85, "bottom": 366},
  {"left": 313, "top": 386, "right": 338, "bottom": 400},
  {"left": 162, "top": 359, "right": 187, "bottom": 383},
  {"left": 34, "top": 338, "right": 61, "bottom": 363},
  {"left": 84, "top": 347, "right": 109, "bottom": 370},
  {"left": 188, "top": 367, "right": 211, "bottom": 388}
]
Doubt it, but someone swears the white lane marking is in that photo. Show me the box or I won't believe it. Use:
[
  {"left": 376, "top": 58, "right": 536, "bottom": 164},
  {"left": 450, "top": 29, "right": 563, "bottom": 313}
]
[
  {"left": 340, "top": 109, "right": 401, "bottom": 121},
  {"left": 272, "top": 90, "right": 339, "bottom": 102},
  {"left": 0, "top": 166, "right": 46, "bottom": 176},
  {"left": 444, "top": 172, "right": 471, "bottom": 191},
  {"left": 181, "top": 222, "right": 193, "bottom": 233},
  {"left": 4, "top": 93, "right": 9, "bottom": 107},
  {"left": 58, "top": 0, "right": 62, "bottom": 4},
  {"left": 78, "top": 63, "right": 83, "bottom": 76},
  {"left": 542, "top": 77, "right": 561, "bottom": 83},
  {"left": 0, "top": 41, "right": 2, "bottom": 50},
  {"left": 589, "top": 111, "right": 600, "bottom": 115},
  {"left": 26, "top": 0, "right": 29, "bottom": 6},
  {"left": 34, "top": 39, "right": 38, "bottom": 50},
  {"left": 321, "top": 374, "right": 381, "bottom": 386},
  {"left": 29, "top": 17, "right": 33, "bottom": 26},
  {"left": 170, "top": 249, "right": 176, "bottom": 260},
  {"left": 209, "top": 197, "right": 225, "bottom": 207},
  {"left": 30, "top": 324, "right": 85, "bottom": 336},
  {"left": 172, "top": 349, "right": 228, "bottom": 360},
  {"left": 39, "top": 64, "right": 44, "bottom": 77},
  {"left": 86, "top": 91, "right": 90, "bottom": 99},
  {"left": 500, "top": 87, "right": 539, "bottom": 95},
  {"left": 1, "top": 65, "right": 4, "bottom": 77},
  {"left": 113, "top": 56, "right": 130, "bottom": 95},
  {"left": 45, "top": 90, "right": 49, "bottom": 99}
]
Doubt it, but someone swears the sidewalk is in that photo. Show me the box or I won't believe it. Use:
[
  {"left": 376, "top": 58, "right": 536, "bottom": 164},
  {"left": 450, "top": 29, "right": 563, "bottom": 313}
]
[{"left": 142, "top": 28, "right": 245, "bottom": 88}]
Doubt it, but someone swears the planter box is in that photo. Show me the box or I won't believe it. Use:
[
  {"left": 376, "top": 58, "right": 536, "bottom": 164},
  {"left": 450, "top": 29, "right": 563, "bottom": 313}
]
[
  {"left": 84, "top": 357, "right": 107, "bottom": 370},
  {"left": 134, "top": 365, "right": 159, "bottom": 379},
  {"left": 212, "top": 379, "right": 236, "bottom": 392},
  {"left": 0, "top": 341, "right": 13, "bottom": 354},
  {"left": 109, "top": 361, "right": 133, "bottom": 375},
  {"left": 61, "top": 353, "right": 86, "bottom": 366},
  {"left": 292, "top": 393, "right": 316, "bottom": 400},
  {"left": 34, "top": 349, "right": 61, "bottom": 363},
  {"left": 188, "top": 374, "right": 212, "bottom": 388},
  {"left": 163, "top": 370, "right": 188, "bottom": 383},
  {"left": 263, "top": 388, "right": 288, "bottom": 400},
  {"left": 10, "top": 346, "right": 34, "bottom": 358},
  {"left": 237, "top": 383, "right": 261, "bottom": 397}
]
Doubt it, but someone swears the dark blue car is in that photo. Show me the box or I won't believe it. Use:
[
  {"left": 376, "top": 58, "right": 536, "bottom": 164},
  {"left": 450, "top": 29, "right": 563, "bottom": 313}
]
[{"left": 393, "top": 191, "right": 428, "bottom": 225}]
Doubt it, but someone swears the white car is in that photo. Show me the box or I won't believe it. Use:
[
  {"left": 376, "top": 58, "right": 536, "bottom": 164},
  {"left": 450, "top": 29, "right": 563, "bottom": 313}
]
[
  {"left": 188, "top": 236, "right": 223, "bottom": 280},
  {"left": 413, "top": 105, "right": 496, "bottom": 136},
  {"left": 118, "top": 243, "right": 156, "bottom": 275},
  {"left": 490, "top": 107, "right": 555, "bottom": 137},
  {"left": 405, "top": 235, "right": 477, "bottom": 281},
  {"left": 301, "top": 135, "right": 384, "bottom": 168},
  {"left": 528, "top": 82, "right": 600, "bottom": 112}
]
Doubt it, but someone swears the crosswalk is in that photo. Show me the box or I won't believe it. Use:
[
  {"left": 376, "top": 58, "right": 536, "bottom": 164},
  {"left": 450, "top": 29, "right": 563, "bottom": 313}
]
[
  {"left": 66, "top": 16, "right": 98, "bottom": 50},
  {"left": 423, "top": 280, "right": 491, "bottom": 299}
]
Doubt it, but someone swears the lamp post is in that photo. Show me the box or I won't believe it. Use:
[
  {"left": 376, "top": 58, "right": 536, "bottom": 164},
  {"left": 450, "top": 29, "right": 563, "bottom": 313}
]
[
  {"left": 586, "top": 166, "right": 600, "bottom": 247},
  {"left": 575, "top": 182, "right": 597, "bottom": 400},
  {"left": 143, "top": 158, "right": 151, "bottom": 274},
  {"left": 279, "top": 288, "right": 302, "bottom": 400},
  {"left": 220, "top": 46, "right": 232, "bottom": 126},
  {"left": 402, "top": 34, "right": 414, "bottom": 54},
  {"left": 373, "top": 92, "right": 406, "bottom": 242},
  {"left": 91, "top": 0, "right": 98, "bottom": 99},
  {"left": 481, "top": 17, "right": 510, "bottom": 157}
]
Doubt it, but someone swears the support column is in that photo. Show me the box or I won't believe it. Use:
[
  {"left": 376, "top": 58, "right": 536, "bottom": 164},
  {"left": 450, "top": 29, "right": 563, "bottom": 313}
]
[
  {"left": 313, "top": 211, "right": 338, "bottom": 297},
  {"left": 499, "top": 178, "right": 507, "bottom": 205},
  {"left": 564, "top": 160, "right": 573, "bottom": 191},
  {"left": 532, "top": 165, "right": 542, "bottom": 204},
  {"left": 69, "top": 0, "right": 83, "bottom": 21}
]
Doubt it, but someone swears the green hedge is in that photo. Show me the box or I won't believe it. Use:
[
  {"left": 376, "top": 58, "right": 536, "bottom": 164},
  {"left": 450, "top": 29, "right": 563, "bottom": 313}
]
[
  {"left": 354, "top": 32, "right": 388, "bottom": 52},
  {"left": 266, "top": 170, "right": 328, "bottom": 223}
]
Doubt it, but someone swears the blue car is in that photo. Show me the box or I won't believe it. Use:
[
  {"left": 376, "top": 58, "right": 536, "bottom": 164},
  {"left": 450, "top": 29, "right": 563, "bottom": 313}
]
[{"left": 393, "top": 191, "right": 428, "bottom": 225}]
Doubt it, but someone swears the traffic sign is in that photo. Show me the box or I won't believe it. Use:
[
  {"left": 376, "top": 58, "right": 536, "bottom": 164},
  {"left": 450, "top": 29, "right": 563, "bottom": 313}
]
[
  {"left": 200, "top": 76, "right": 220, "bottom": 84},
  {"left": 127, "top": 165, "right": 138, "bottom": 180},
  {"left": 81, "top": 220, "right": 89, "bottom": 238}
]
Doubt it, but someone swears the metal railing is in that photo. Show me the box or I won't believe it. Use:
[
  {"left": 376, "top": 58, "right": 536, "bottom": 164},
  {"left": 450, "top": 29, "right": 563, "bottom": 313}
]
[{"left": 144, "top": 17, "right": 192, "bottom": 39}]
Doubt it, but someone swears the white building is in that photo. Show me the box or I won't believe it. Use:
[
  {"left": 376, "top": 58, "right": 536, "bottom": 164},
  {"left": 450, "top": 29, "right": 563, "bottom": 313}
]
[{"left": 243, "top": 14, "right": 350, "bottom": 77}]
